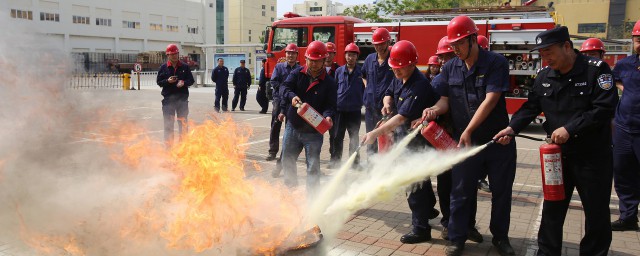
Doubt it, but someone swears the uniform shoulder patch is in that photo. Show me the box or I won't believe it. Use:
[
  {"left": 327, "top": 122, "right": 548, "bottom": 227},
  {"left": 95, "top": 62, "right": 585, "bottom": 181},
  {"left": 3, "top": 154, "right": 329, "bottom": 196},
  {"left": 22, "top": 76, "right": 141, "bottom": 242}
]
[
  {"left": 536, "top": 66, "right": 549, "bottom": 74},
  {"left": 597, "top": 74, "right": 613, "bottom": 90},
  {"left": 588, "top": 60, "right": 603, "bottom": 67}
]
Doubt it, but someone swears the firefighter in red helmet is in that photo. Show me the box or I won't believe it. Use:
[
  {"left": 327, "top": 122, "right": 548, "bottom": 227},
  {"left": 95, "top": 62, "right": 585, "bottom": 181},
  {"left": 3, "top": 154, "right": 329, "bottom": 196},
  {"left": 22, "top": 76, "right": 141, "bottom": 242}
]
[
  {"left": 580, "top": 37, "right": 606, "bottom": 60},
  {"left": 610, "top": 19, "right": 640, "bottom": 232},
  {"left": 495, "top": 26, "right": 618, "bottom": 256},
  {"left": 362, "top": 40, "right": 440, "bottom": 244},
  {"left": 421, "top": 15, "right": 517, "bottom": 256},
  {"left": 156, "top": 44, "right": 194, "bottom": 147},
  {"left": 280, "top": 41, "right": 337, "bottom": 196}
]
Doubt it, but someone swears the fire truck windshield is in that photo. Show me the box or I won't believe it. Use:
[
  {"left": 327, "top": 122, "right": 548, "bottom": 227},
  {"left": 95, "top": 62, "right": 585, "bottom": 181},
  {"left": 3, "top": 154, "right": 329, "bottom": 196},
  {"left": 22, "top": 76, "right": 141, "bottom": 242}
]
[{"left": 271, "top": 27, "right": 309, "bottom": 51}]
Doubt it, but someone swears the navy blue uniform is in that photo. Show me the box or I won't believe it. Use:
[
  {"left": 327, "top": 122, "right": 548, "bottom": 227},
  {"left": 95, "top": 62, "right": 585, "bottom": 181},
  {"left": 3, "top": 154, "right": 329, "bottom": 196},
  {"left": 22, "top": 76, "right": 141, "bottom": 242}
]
[
  {"left": 268, "top": 62, "right": 299, "bottom": 156},
  {"left": 509, "top": 53, "right": 618, "bottom": 255},
  {"left": 281, "top": 66, "right": 337, "bottom": 191},
  {"left": 385, "top": 68, "right": 439, "bottom": 235},
  {"left": 333, "top": 64, "right": 364, "bottom": 164},
  {"left": 612, "top": 54, "right": 640, "bottom": 227},
  {"left": 157, "top": 61, "right": 194, "bottom": 145},
  {"left": 232, "top": 66, "right": 251, "bottom": 110},
  {"left": 211, "top": 65, "right": 230, "bottom": 111},
  {"left": 362, "top": 52, "right": 396, "bottom": 154},
  {"left": 432, "top": 49, "right": 516, "bottom": 244},
  {"left": 256, "top": 67, "right": 269, "bottom": 113}
]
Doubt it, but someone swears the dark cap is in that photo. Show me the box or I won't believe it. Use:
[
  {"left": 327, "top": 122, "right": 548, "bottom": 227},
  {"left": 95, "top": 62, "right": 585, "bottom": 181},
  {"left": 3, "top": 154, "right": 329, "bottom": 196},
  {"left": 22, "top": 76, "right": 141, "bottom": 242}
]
[
  {"left": 531, "top": 26, "right": 571, "bottom": 52},
  {"left": 240, "top": 59, "right": 245, "bottom": 63}
]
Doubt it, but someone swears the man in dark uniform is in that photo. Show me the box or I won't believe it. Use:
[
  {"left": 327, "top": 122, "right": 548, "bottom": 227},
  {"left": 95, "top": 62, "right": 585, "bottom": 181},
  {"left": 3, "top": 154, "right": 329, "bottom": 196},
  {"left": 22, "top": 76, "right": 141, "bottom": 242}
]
[
  {"left": 325, "top": 42, "right": 340, "bottom": 77},
  {"left": 211, "top": 58, "right": 229, "bottom": 112},
  {"left": 362, "top": 28, "right": 397, "bottom": 157},
  {"left": 267, "top": 44, "right": 300, "bottom": 177},
  {"left": 362, "top": 40, "right": 439, "bottom": 244},
  {"left": 256, "top": 59, "right": 269, "bottom": 114},
  {"left": 424, "top": 15, "right": 516, "bottom": 256},
  {"left": 157, "top": 44, "right": 195, "bottom": 147},
  {"left": 280, "top": 41, "right": 336, "bottom": 194},
  {"left": 610, "top": 19, "right": 640, "bottom": 232},
  {"left": 333, "top": 43, "right": 364, "bottom": 167},
  {"left": 494, "top": 26, "right": 619, "bottom": 256},
  {"left": 232, "top": 59, "right": 252, "bottom": 111}
]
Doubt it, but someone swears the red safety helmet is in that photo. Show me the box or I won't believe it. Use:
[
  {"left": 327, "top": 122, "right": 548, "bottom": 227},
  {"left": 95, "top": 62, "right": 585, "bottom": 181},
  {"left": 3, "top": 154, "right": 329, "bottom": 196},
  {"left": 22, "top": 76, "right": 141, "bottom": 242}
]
[
  {"left": 345, "top": 43, "right": 360, "bottom": 54},
  {"left": 372, "top": 28, "right": 391, "bottom": 45},
  {"left": 388, "top": 40, "right": 418, "bottom": 69},
  {"left": 477, "top": 35, "right": 489, "bottom": 50},
  {"left": 427, "top": 55, "right": 439, "bottom": 65},
  {"left": 285, "top": 43, "right": 298, "bottom": 52},
  {"left": 305, "top": 41, "right": 328, "bottom": 60},
  {"left": 580, "top": 38, "right": 606, "bottom": 53},
  {"left": 447, "top": 15, "right": 478, "bottom": 43},
  {"left": 632, "top": 20, "right": 640, "bottom": 36},
  {"left": 166, "top": 44, "right": 179, "bottom": 55},
  {"left": 435, "top": 36, "right": 454, "bottom": 55},
  {"left": 326, "top": 42, "right": 337, "bottom": 53}
]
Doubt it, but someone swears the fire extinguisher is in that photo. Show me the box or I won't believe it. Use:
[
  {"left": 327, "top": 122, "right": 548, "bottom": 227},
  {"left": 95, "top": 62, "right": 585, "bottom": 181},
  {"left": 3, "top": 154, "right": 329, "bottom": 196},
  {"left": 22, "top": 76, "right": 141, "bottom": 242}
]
[
  {"left": 507, "top": 134, "right": 565, "bottom": 201},
  {"left": 295, "top": 102, "right": 332, "bottom": 134},
  {"left": 539, "top": 140, "right": 565, "bottom": 201},
  {"left": 420, "top": 121, "right": 457, "bottom": 150},
  {"left": 377, "top": 115, "right": 393, "bottom": 153}
]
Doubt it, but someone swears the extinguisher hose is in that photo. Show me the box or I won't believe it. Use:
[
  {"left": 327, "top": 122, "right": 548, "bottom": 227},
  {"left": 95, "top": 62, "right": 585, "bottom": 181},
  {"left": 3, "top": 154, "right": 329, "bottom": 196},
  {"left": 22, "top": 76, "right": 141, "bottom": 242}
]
[{"left": 507, "top": 133, "right": 546, "bottom": 141}]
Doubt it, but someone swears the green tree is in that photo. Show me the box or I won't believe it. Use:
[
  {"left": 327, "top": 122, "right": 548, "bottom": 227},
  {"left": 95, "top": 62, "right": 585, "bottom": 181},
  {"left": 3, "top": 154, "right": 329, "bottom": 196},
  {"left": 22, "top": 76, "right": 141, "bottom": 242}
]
[
  {"left": 376, "top": 0, "right": 460, "bottom": 15},
  {"left": 342, "top": 4, "right": 390, "bottom": 23}
]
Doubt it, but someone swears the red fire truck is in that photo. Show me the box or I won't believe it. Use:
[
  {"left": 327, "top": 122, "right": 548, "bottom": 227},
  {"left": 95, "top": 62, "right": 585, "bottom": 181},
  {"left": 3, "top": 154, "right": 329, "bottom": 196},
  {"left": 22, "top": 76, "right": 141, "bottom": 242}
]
[{"left": 262, "top": 7, "right": 624, "bottom": 115}]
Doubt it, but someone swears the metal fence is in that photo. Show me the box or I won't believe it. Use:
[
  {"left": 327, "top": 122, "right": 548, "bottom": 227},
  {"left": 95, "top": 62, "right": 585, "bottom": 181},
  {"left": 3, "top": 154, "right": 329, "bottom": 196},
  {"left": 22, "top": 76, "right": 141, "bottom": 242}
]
[
  {"left": 66, "top": 73, "right": 122, "bottom": 89},
  {"left": 66, "top": 71, "right": 209, "bottom": 90}
]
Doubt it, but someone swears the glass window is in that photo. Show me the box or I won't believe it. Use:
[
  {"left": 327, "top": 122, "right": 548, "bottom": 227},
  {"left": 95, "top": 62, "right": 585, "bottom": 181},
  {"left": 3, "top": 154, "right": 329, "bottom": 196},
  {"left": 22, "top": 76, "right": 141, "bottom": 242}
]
[
  {"left": 271, "top": 27, "right": 309, "bottom": 51},
  {"left": 578, "top": 23, "right": 606, "bottom": 33},
  {"left": 313, "top": 26, "right": 335, "bottom": 43}
]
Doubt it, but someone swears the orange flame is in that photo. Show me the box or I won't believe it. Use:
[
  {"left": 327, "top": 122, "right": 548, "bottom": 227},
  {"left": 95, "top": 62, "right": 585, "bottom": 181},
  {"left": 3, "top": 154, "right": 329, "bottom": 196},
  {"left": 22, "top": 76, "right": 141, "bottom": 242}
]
[{"left": 16, "top": 203, "right": 86, "bottom": 256}]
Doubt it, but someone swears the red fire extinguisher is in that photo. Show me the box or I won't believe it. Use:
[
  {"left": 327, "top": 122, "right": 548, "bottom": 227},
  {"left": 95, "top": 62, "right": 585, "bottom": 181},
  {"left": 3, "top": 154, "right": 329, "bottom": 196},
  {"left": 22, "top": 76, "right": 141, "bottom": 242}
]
[
  {"left": 420, "top": 121, "right": 457, "bottom": 150},
  {"left": 539, "top": 141, "right": 565, "bottom": 201},
  {"left": 377, "top": 115, "right": 393, "bottom": 153},
  {"left": 295, "top": 103, "right": 332, "bottom": 134}
]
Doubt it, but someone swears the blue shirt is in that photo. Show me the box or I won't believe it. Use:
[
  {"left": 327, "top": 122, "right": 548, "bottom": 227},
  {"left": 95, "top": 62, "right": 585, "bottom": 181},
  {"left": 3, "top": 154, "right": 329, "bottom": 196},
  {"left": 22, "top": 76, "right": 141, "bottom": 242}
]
[
  {"left": 157, "top": 61, "right": 194, "bottom": 97},
  {"left": 385, "top": 67, "right": 439, "bottom": 145},
  {"left": 432, "top": 49, "right": 511, "bottom": 144},
  {"left": 336, "top": 64, "right": 364, "bottom": 112},
  {"left": 271, "top": 62, "right": 299, "bottom": 101},
  {"left": 613, "top": 54, "right": 640, "bottom": 133},
  {"left": 362, "top": 52, "right": 395, "bottom": 111},
  {"left": 281, "top": 66, "right": 337, "bottom": 134},
  {"left": 232, "top": 67, "right": 252, "bottom": 89},
  {"left": 211, "top": 65, "right": 229, "bottom": 88}
]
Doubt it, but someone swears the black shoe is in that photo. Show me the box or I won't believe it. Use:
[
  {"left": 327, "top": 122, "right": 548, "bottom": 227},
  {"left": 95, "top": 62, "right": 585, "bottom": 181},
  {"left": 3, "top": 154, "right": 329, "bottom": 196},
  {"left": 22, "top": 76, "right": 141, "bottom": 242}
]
[
  {"left": 400, "top": 231, "right": 431, "bottom": 244},
  {"left": 428, "top": 208, "right": 440, "bottom": 219},
  {"left": 442, "top": 227, "right": 449, "bottom": 240},
  {"left": 259, "top": 110, "right": 267, "bottom": 114},
  {"left": 478, "top": 179, "right": 491, "bottom": 193},
  {"left": 214, "top": 107, "right": 220, "bottom": 112},
  {"left": 231, "top": 109, "right": 235, "bottom": 111},
  {"left": 445, "top": 241, "right": 464, "bottom": 256},
  {"left": 467, "top": 227, "right": 483, "bottom": 243},
  {"left": 611, "top": 219, "right": 639, "bottom": 231},
  {"left": 222, "top": 107, "right": 228, "bottom": 112},
  {"left": 265, "top": 153, "right": 277, "bottom": 161},
  {"left": 492, "top": 238, "right": 515, "bottom": 256},
  {"left": 240, "top": 108, "right": 245, "bottom": 111}
]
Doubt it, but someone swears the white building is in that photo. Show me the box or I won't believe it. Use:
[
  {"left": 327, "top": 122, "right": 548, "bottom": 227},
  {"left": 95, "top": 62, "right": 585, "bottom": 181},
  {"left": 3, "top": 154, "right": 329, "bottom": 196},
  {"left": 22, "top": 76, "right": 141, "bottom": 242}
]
[
  {"left": 293, "top": 0, "right": 345, "bottom": 16},
  {"left": 2, "top": 0, "right": 228, "bottom": 72}
]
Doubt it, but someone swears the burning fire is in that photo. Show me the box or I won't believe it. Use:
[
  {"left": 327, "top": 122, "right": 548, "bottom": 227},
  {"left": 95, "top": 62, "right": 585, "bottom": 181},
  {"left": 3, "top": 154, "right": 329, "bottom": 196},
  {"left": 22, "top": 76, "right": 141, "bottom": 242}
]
[{"left": 12, "top": 117, "right": 317, "bottom": 255}]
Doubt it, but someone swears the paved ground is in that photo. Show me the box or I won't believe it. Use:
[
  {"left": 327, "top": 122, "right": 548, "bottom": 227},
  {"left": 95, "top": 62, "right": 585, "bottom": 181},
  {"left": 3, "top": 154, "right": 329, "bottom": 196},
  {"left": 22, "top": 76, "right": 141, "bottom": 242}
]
[{"left": 1, "top": 84, "right": 638, "bottom": 256}]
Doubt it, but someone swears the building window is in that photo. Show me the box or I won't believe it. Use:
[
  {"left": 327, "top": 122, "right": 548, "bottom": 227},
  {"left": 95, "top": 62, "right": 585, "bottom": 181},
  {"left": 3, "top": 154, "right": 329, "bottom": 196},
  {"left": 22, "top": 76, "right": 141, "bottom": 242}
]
[
  {"left": 122, "top": 20, "right": 140, "bottom": 29},
  {"left": 271, "top": 17, "right": 274, "bottom": 22},
  {"left": 40, "top": 12, "right": 59, "bottom": 22},
  {"left": 96, "top": 18, "right": 111, "bottom": 26},
  {"left": 11, "top": 9, "right": 33, "bottom": 20},
  {"left": 188, "top": 26, "right": 198, "bottom": 34},
  {"left": 150, "top": 23, "right": 163, "bottom": 31},
  {"left": 262, "top": 5, "right": 265, "bottom": 9},
  {"left": 216, "top": 0, "right": 224, "bottom": 44},
  {"left": 249, "top": 30, "right": 251, "bottom": 35},
  {"left": 262, "top": 11, "right": 266, "bottom": 16},
  {"left": 578, "top": 23, "right": 606, "bottom": 33},
  {"left": 167, "top": 25, "right": 179, "bottom": 32},
  {"left": 310, "top": 7, "right": 322, "bottom": 12},
  {"left": 249, "top": 36, "right": 252, "bottom": 42},
  {"left": 271, "top": 6, "right": 275, "bottom": 11},
  {"left": 73, "top": 15, "right": 90, "bottom": 24}
]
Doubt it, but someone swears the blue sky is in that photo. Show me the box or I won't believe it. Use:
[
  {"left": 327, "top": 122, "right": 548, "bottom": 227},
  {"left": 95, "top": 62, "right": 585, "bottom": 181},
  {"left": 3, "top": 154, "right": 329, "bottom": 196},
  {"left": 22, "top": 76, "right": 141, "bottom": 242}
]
[{"left": 277, "top": 0, "right": 375, "bottom": 17}]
